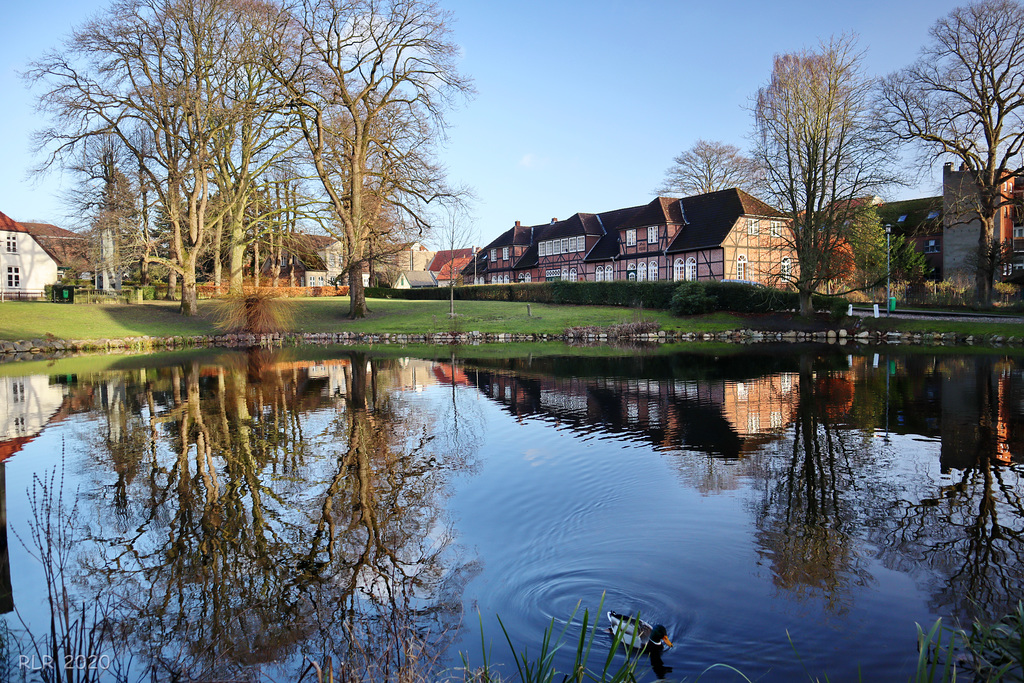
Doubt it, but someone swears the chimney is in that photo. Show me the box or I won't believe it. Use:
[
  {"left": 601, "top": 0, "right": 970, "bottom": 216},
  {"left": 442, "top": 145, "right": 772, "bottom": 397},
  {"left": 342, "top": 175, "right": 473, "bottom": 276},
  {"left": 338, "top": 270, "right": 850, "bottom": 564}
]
[
  {"left": 943, "top": 162, "right": 952, "bottom": 172},
  {"left": 550, "top": 218, "right": 557, "bottom": 224},
  {"left": 515, "top": 220, "right": 520, "bottom": 227}
]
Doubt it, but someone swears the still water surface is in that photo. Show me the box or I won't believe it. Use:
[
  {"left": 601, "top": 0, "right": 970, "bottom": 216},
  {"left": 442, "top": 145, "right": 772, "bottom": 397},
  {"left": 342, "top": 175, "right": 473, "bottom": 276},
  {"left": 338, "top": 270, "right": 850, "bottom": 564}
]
[{"left": 0, "top": 345, "right": 1021, "bottom": 681}]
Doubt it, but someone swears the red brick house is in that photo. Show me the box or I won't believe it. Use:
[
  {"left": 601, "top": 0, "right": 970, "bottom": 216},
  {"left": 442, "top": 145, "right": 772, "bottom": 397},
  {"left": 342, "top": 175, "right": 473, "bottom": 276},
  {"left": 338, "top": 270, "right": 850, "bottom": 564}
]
[{"left": 466, "top": 188, "right": 793, "bottom": 286}]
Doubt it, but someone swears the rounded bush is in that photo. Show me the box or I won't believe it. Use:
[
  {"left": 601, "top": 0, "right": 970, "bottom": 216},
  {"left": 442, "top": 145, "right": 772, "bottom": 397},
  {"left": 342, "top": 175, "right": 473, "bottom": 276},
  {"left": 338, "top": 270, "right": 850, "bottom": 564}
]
[{"left": 670, "top": 282, "right": 717, "bottom": 316}]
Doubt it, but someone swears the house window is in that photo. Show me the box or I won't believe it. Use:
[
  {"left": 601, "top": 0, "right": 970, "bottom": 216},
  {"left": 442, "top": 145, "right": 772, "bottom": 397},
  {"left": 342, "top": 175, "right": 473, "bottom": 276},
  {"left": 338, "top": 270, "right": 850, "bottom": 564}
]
[
  {"left": 649, "top": 261, "right": 658, "bottom": 281},
  {"left": 490, "top": 249, "right": 497, "bottom": 261},
  {"left": 558, "top": 238, "right": 566, "bottom": 253},
  {"left": 6, "top": 267, "right": 20, "bottom": 288},
  {"left": 524, "top": 272, "right": 531, "bottom": 282},
  {"left": 747, "top": 218, "right": 760, "bottom": 235},
  {"left": 595, "top": 266, "right": 604, "bottom": 282},
  {"left": 539, "top": 242, "right": 546, "bottom": 257},
  {"left": 12, "top": 380, "right": 25, "bottom": 403},
  {"left": 603, "top": 264, "right": 612, "bottom": 281},
  {"left": 569, "top": 268, "right": 577, "bottom": 282},
  {"left": 686, "top": 257, "right": 697, "bottom": 281},
  {"left": 503, "top": 246, "right": 509, "bottom": 260},
  {"left": 736, "top": 255, "right": 747, "bottom": 280},
  {"left": 770, "top": 221, "right": 783, "bottom": 237},
  {"left": 1014, "top": 226, "right": 1024, "bottom": 239},
  {"left": 5, "top": 234, "right": 16, "bottom": 253},
  {"left": 546, "top": 268, "right": 562, "bottom": 280},
  {"left": 625, "top": 229, "right": 636, "bottom": 246},
  {"left": 781, "top": 257, "right": 792, "bottom": 278},
  {"left": 518, "top": 272, "right": 527, "bottom": 282},
  {"left": 578, "top": 236, "right": 586, "bottom": 252},
  {"left": 318, "top": 276, "right": 325, "bottom": 285},
  {"left": 627, "top": 263, "right": 636, "bottom": 281},
  {"left": 647, "top": 226, "right": 659, "bottom": 244},
  {"left": 561, "top": 267, "right": 568, "bottom": 280},
  {"left": 673, "top": 258, "right": 683, "bottom": 281},
  {"left": 637, "top": 262, "right": 647, "bottom": 281},
  {"left": 925, "top": 239, "right": 940, "bottom": 253}
]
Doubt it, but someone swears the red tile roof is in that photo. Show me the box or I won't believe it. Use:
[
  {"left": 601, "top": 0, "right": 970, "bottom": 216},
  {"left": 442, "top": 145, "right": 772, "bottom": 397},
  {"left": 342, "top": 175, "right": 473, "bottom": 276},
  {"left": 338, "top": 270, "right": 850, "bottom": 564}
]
[
  {"left": 0, "top": 212, "right": 87, "bottom": 268},
  {"left": 436, "top": 256, "right": 472, "bottom": 280},
  {"left": 428, "top": 248, "right": 475, "bottom": 272}
]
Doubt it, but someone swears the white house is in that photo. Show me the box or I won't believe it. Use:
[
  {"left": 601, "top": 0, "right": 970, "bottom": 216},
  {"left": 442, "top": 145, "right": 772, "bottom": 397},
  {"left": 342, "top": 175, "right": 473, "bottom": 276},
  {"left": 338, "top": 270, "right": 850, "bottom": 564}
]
[{"left": 1, "top": 210, "right": 85, "bottom": 299}]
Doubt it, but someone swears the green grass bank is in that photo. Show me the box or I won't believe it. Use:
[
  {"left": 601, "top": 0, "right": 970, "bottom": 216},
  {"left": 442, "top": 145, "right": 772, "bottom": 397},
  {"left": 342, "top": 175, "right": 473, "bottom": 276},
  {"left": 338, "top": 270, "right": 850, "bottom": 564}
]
[{"left": 2, "top": 297, "right": 1024, "bottom": 344}]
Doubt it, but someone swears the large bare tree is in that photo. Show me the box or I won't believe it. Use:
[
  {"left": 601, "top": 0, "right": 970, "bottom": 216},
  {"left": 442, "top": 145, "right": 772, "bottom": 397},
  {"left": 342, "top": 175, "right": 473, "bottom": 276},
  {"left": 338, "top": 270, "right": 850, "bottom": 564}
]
[
  {"left": 877, "top": 0, "right": 1024, "bottom": 305},
  {"left": 277, "top": 0, "right": 472, "bottom": 318},
  {"left": 29, "top": 0, "right": 289, "bottom": 314},
  {"left": 655, "top": 139, "right": 762, "bottom": 197},
  {"left": 753, "top": 36, "right": 897, "bottom": 315}
]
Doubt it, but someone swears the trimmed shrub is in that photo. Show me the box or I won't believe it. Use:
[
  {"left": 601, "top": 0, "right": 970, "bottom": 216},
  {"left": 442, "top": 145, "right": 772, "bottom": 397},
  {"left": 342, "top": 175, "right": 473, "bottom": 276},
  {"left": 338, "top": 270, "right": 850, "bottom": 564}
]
[
  {"left": 670, "top": 282, "right": 717, "bottom": 316},
  {"left": 811, "top": 294, "right": 850, "bottom": 320},
  {"left": 702, "top": 281, "right": 799, "bottom": 313}
]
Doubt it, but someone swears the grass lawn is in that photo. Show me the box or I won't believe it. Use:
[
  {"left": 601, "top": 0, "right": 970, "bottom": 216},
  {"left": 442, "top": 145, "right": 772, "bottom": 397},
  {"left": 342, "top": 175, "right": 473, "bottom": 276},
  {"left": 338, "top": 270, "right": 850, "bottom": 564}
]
[
  {"left": 2, "top": 296, "right": 1024, "bottom": 341},
  {"left": 0, "top": 298, "right": 723, "bottom": 340}
]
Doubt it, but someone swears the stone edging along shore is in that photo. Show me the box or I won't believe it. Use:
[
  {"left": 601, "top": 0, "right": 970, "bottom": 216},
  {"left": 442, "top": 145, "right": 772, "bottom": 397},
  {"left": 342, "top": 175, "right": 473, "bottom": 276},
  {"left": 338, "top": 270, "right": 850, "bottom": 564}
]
[{"left": 0, "top": 326, "right": 1021, "bottom": 363}]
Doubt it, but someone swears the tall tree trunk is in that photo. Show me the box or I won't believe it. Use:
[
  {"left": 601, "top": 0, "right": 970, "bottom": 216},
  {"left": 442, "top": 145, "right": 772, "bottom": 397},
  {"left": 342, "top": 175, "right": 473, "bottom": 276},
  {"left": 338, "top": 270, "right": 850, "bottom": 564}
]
[
  {"left": 349, "top": 261, "right": 367, "bottom": 318},
  {"left": 974, "top": 217, "right": 997, "bottom": 306},
  {"left": 213, "top": 216, "right": 223, "bottom": 290},
  {"left": 166, "top": 269, "right": 178, "bottom": 301}
]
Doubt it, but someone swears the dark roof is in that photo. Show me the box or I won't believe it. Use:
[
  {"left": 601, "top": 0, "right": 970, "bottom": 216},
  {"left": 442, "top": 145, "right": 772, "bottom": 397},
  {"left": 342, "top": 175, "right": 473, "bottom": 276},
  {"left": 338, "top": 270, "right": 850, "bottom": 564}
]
[
  {"left": 461, "top": 249, "right": 489, "bottom": 277},
  {"left": 876, "top": 196, "right": 943, "bottom": 237},
  {"left": 666, "top": 189, "right": 783, "bottom": 253},
  {"left": 514, "top": 242, "right": 539, "bottom": 269},
  {"left": 584, "top": 232, "right": 620, "bottom": 262},
  {"left": 583, "top": 204, "right": 648, "bottom": 262},
  {"left": 534, "top": 213, "right": 606, "bottom": 241},
  {"left": 483, "top": 222, "right": 536, "bottom": 251},
  {"left": 618, "top": 197, "right": 686, "bottom": 230}
]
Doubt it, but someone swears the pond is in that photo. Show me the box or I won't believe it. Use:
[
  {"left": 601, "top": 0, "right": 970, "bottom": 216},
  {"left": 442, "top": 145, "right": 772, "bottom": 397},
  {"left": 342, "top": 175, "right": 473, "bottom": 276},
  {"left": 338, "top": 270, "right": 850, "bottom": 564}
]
[{"left": 0, "top": 344, "right": 1021, "bottom": 682}]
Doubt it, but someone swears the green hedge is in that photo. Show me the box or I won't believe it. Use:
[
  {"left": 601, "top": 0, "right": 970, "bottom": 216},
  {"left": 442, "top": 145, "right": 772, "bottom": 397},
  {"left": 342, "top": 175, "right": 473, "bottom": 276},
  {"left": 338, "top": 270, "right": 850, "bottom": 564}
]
[
  {"left": 669, "top": 281, "right": 848, "bottom": 319},
  {"left": 368, "top": 281, "right": 849, "bottom": 318},
  {"left": 367, "top": 281, "right": 679, "bottom": 308}
]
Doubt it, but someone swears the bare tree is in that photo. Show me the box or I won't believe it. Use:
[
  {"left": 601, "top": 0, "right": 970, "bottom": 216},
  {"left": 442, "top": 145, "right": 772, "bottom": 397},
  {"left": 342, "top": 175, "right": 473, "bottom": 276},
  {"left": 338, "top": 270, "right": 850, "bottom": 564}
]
[
  {"left": 436, "top": 206, "right": 477, "bottom": 318},
  {"left": 877, "top": 0, "right": 1024, "bottom": 306},
  {"left": 28, "top": 0, "right": 289, "bottom": 315},
  {"left": 753, "top": 36, "right": 898, "bottom": 315},
  {"left": 655, "top": 139, "right": 762, "bottom": 197},
  {"left": 276, "top": 0, "right": 473, "bottom": 318}
]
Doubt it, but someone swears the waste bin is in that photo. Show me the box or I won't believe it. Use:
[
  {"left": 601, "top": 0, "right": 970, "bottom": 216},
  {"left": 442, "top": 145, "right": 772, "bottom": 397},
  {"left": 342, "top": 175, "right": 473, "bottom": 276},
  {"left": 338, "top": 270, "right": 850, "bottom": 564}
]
[
  {"left": 888, "top": 296, "right": 896, "bottom": 313},
  {"left": 52, "top": 285, "right": 76, "bottom": 303}
]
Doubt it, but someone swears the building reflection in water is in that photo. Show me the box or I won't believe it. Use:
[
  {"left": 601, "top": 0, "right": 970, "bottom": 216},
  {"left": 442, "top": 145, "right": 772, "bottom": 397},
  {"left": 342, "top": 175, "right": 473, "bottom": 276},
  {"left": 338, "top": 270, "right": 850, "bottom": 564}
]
[{"left": 1, "top": 347, "right": 1023, "bottom": 675}]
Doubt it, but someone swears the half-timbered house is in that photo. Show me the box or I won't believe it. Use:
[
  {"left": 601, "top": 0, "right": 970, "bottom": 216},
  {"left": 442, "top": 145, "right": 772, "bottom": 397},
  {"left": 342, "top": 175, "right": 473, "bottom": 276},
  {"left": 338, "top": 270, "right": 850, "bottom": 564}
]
[{"left": 466, "top": 188, "right": 794, "bottom": 286}]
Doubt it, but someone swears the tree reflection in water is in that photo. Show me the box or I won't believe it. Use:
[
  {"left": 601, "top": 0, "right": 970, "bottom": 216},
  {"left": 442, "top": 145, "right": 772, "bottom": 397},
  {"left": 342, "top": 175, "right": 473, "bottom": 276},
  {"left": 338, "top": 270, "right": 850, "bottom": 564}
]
[
  {"left": 878, "top": 356, "right": 1024, "bottom": 622},
  {"left": 750, "top": 356, "right": 874, "bottom": 614},
  {"left": 66, "top": 349, "right": 477, "bottom": 681}
]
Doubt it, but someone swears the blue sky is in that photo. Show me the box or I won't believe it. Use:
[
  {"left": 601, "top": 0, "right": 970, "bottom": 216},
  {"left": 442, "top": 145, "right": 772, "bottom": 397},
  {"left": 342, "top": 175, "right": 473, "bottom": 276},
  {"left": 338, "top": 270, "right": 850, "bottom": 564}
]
[{"left": 1, "top": 0, "right": 964, "bottom": 246}]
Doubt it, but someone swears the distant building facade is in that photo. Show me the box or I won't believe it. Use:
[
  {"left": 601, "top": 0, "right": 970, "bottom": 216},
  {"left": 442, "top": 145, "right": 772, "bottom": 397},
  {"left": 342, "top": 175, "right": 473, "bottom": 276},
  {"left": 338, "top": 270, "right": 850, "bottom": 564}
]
[{"left": 465, "top": 189, "right": 793, "bottom": 286}]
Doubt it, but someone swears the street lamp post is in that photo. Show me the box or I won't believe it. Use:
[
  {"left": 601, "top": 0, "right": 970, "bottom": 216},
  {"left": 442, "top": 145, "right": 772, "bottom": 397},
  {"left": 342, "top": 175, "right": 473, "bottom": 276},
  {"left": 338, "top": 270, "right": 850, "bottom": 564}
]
[{"left": 885, "top": 224, "right": 892, "bottom": 316}]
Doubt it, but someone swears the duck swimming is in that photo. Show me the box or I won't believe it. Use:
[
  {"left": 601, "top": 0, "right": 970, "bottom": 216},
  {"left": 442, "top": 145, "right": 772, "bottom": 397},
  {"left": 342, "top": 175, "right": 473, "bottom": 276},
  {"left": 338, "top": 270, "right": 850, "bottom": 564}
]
[{"left": 606, "top": 611, "right": 673, "bottom": 649}]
